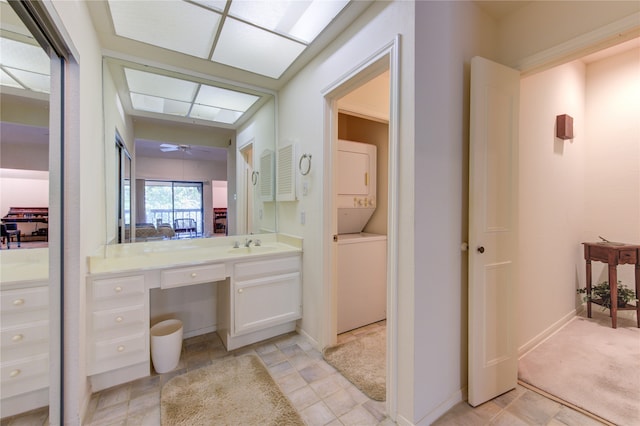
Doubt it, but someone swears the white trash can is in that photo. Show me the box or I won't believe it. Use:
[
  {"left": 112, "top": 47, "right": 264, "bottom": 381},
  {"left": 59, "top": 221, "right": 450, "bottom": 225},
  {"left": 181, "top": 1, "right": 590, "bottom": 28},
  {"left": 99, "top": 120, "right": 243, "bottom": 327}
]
[{"left": 150, "top": 319, "right": 183, "bottom": 374}]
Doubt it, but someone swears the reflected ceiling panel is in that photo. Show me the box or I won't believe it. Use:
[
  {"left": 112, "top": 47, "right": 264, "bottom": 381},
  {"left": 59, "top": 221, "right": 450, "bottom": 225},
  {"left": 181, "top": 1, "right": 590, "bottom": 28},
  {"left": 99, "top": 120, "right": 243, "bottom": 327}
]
[
  {"left": 125, "top": 68, "right": 198, "bottom": 102},
  {"left": 195, "top": 85, "right": 259, "bottom": 111},
  {"left": 123, "top": 67, "right": 260, "bottom": 125},
  {"left": 0, "top": 36, "right": 50, "bottom": 93}
]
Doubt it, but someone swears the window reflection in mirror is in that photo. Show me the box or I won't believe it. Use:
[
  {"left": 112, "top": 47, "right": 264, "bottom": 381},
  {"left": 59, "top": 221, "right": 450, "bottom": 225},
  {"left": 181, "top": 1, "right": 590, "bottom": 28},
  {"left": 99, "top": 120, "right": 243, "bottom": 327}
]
[
  {"left": 103, "top": 57, "right": 277, "bottom": 244},
  {"left": 116, "top": 134, "right": 131, "bottom": 243}
]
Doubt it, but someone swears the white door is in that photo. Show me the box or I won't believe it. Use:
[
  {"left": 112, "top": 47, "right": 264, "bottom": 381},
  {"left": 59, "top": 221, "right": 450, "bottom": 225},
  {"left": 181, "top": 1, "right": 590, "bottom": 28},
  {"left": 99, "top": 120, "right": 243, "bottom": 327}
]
[{"left": 468, "top": 56, "right": 520, "bottom": 407}]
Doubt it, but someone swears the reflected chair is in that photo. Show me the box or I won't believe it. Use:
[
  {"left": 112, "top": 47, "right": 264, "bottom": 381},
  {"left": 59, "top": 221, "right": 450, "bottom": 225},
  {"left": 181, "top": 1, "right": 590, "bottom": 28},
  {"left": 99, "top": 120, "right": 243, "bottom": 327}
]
[
  {"left": 174, "top": 218, "right": 197, "bottom": 238},
  {"left": 1, "top": 223, "right": 21, "bottom": 249}
]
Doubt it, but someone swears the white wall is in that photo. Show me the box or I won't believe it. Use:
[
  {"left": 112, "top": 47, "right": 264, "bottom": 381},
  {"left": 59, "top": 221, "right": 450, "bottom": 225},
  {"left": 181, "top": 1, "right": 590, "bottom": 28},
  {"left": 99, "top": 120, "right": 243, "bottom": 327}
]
[
  {"left": 584, "top": 48, "right": 640, "bottom": 284},
  {"left": 212, "top": 181, "right": 227, "bottom": 209},
  {"left": 275, "top": 1, "right": 422, "bottom": 422},
  {"left": 236, "top": 97, "right": 276, "bottom": 235},
  {"left": 518, "top": 61, "right": 588, "bottom": 349},
  {"left": 413, "top": 2, "right": 497, "bottom": 423}
]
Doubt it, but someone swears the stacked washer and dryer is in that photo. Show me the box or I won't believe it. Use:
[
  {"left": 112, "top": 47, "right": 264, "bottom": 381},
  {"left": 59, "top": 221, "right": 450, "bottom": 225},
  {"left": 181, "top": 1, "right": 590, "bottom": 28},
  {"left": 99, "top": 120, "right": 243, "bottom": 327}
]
[{"left": 336, "top": 139, "right": 387, "bottom": 334}]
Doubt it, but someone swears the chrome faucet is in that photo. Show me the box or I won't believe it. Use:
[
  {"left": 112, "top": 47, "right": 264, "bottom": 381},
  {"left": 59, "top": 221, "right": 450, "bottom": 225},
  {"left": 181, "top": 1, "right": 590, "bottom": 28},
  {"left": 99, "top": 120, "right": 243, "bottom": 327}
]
[{"left": 244, "top": 238, "right": 253, "bottom": 247}]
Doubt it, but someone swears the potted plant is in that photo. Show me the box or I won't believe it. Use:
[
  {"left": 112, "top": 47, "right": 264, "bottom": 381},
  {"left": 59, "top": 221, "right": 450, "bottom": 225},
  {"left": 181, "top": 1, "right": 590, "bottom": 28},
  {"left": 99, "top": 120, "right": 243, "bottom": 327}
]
[{"left": 577, "top": 280, "right": 637, "bottom": 309}]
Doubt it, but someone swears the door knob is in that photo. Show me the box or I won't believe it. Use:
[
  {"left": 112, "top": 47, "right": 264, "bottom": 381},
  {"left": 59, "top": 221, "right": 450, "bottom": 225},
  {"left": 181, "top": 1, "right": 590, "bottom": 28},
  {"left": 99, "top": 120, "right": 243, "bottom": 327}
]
[{"left": 477, "top": 246, "right": 485, "bottom": 253}]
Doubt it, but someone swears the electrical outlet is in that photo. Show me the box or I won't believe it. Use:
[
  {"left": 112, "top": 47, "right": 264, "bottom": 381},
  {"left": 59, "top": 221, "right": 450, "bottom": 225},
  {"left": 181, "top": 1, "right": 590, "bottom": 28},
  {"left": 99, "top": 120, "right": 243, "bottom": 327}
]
[{"left": 300, "top": 211, "right": 306, "bottom": 225}]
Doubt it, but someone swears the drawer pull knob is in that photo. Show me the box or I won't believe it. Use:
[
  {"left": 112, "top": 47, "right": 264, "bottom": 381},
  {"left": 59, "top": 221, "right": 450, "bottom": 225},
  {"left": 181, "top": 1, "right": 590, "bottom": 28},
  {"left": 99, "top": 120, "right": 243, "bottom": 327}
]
[
  {"left": 115, "top": 316, "right": 123, "bottom": 323},
  {"left": 238, "top": 288, "right": 243, "bottom": 294},
  {"left": 9, "top": 369, "right": 21, "bottom": 378},
  {"left": 12, "top": 334, "right": 24, "bottom": 342},
  {"left": 12, "top": 298, "right": 25, "bottom": 306},
  {"left": 114, "top": 286, "right": 122, "bottom": 293},
  {"left": 191, "top": 273, "right": 197, "bottom": 278},
  {"left": 117, "top": 345, "right": 125, "bottom": 352}
]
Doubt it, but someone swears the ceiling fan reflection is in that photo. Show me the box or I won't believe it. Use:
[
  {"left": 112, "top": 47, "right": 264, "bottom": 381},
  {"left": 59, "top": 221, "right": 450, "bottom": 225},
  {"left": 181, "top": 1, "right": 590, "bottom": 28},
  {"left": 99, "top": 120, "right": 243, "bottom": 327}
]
[{"left": 159, "top": 143, "right": 194, "bottom": 154}]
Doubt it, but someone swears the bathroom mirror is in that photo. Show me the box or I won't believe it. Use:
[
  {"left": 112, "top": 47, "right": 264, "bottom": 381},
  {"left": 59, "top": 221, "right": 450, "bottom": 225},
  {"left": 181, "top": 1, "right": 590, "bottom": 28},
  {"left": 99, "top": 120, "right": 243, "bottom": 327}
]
[{"left": 102, "top": 57, "right": 277, "bottom": 244}]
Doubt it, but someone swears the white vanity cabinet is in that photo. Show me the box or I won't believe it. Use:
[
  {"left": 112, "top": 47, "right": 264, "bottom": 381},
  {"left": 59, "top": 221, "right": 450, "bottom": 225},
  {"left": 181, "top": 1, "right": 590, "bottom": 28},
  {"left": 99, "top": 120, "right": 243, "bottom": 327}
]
[
  {"left": 86, "top": 236, "right": 303, "bottom": 389},
  {"left": 0, "top": 282, "right": 49, "bottom": 416},
  {"left": 87, "top": 274, "right": 148, "bottom": 377},
  {"left": 218, "top": 254, "right": 302, "bottom": 350}
]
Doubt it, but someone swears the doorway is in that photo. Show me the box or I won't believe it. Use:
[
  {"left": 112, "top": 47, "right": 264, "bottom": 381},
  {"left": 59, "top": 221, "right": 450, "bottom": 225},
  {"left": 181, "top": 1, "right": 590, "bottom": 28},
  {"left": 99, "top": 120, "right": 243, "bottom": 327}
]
[
  {"left": 322, "top": 37, "right": 400, "bottom": 414},
  {"left": 239, "top": 142, "right": 254, "bottom": 234}
]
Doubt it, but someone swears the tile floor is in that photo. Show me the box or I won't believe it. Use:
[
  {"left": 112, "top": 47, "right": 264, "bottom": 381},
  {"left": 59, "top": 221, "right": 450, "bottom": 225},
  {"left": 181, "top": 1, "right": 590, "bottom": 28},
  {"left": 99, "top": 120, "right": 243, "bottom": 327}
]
[{"left": 2, "top": 320, "right": 607, "bottom": 426}]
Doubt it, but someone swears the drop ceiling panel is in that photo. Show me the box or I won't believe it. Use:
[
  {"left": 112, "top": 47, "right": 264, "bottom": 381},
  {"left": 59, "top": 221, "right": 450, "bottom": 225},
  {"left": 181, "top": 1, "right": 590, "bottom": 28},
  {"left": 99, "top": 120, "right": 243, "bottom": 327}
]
[
  {"left": 1, "top": 37, "right": 50, "bottom": 74},
  {"left": 195, "top": 85, "right": 259, "bottom": 111},
  {"left": 108, "top": 0, "right": 221, "bottom": 58},
  {"left": 0, "top": 69, "right": 22, "bottom": 89},
  {"left": 125, "top": 68, "right": 198, "bottom": 102},
  {"left": 130, "top": 93, "right": 191, "bottom": 116},
  {"left": 212, "top": 17, "right": 306, "bottom": 79}
]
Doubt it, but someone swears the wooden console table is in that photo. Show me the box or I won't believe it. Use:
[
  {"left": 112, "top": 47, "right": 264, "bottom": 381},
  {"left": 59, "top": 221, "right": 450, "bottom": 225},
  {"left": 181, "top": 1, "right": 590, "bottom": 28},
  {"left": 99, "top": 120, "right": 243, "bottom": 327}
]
[{"left": 583, "top": 242, "right": 640, "bottom": 328}]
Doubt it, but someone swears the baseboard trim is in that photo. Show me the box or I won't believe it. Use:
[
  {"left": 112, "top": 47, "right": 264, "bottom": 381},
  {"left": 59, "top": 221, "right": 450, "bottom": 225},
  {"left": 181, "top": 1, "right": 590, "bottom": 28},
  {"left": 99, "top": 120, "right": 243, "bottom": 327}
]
[
  {"left": 414, "top": 388, "right": 465, "bottom": 426},
  {"left": 296, "top": 326, "right": 321, "bottom": 351},
  {"left": 518, "top": 308, "right": 577, "bottom": 359}
]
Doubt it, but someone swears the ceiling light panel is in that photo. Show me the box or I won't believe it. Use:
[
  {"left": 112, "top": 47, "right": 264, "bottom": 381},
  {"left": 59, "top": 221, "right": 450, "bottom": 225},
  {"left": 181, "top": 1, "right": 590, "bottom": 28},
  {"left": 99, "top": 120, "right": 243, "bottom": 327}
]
[
  {"left": 190, "top": 104, "right": 242, "bottom": 124},
  {"left": 228, "top": 0, "right": 348, "bottom": 43},
  {"left": 1, "top": 68, "right": 22, "bottom": 89},
  {"left": 125, "top": 68, "right": 197, "bottom": 102},
  {"left": 108, "top": 0, "right": 221, "bottom": 58},
  {"left": 0, "top": 37, "right": 50, "bottom": 93},
  {"left": 189, "top": 0, "right": 228, "bottom": 12},
  {"left": 195, "top": 85, "right": 259, "bottom": 112},
  {"left": 0, "top": 37, "right": 50, "bottom": 75},
  {"left": 212, "top": 17, "right": 305, "bottom": 79},
  {"left": 5, "top": 68, "right": 50, "bottom": 93},
  {"left": 130, "top": 93, "right": 191, "bottom": 116}
]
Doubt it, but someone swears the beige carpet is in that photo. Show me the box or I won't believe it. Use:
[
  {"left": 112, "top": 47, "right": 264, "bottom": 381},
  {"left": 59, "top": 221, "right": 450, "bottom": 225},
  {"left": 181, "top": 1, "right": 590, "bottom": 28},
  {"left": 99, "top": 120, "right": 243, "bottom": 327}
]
[
  {"left": 518, "top": 310, "right": 640, "bottom": 426},
  {"left": 161, "top": 355, "right": 303, "bottom": 426},
  {"left": 323, "top": 327, "right": 386, "bottom": 401}
]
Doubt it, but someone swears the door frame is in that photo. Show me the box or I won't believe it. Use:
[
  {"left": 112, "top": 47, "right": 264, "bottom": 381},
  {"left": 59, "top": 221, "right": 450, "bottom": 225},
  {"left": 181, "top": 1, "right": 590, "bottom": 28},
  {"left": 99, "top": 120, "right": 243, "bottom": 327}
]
[{"left": 321, "top": 35, "right": 400, "bottom": 417}]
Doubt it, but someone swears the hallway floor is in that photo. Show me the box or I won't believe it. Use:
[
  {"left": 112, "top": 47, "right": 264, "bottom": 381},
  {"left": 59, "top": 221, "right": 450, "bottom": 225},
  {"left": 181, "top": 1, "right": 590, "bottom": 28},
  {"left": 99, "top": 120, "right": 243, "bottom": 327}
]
[{"left": 2, "top": 321, "right": 606, "bottom": 425}]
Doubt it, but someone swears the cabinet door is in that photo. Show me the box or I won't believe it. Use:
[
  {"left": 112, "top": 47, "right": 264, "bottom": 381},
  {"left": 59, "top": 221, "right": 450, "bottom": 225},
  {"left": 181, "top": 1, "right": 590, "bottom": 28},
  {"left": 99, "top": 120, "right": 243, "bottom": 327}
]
[{"left": 234, "top": 272, "right": 301, "bottom": 336}]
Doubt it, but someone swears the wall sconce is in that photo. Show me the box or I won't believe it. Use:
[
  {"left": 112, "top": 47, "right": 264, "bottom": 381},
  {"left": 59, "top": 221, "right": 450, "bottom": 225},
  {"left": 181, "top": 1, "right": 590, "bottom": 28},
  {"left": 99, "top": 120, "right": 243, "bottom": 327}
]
[{"left": 556, "top": 114, "right": 573, "bottom": 140}]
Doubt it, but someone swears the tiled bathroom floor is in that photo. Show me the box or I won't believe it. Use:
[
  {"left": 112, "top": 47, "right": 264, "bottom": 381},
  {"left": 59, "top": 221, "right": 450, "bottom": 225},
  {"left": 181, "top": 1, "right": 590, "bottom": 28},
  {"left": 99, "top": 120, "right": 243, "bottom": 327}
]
[{"left": 2, "top": 320, "right": 606, "bottom": 426}]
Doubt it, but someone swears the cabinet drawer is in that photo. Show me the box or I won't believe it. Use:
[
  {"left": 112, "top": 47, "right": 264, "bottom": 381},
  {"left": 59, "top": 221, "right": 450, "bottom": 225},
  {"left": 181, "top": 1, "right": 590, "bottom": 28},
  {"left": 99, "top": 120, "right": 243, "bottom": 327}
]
[
  {"left": 161, "top": 263, "right": 226, "bottom": 289},
  {"left": 619, "top": 249, "right": 637, "bottom": 264},
  {"left": 90, "top": 332, "right": 147, "bottom": 375},
  {"left": 234, "top": 255, "right": 301, "bottom": 280},
  {"left": 92, "top": 305, "right": 145, "bottom": 333},
  {"left": 1, "top": 287, "right": 49, "bottom": 314},
  {"left": 0, "top": 353, "right": 48, "bottom": 398},
  {"left": 92, "top": 275, "right": 144, "bottom": 302},
  {"left": 1, "top": 320, "right": 49, "bottom": 358}
]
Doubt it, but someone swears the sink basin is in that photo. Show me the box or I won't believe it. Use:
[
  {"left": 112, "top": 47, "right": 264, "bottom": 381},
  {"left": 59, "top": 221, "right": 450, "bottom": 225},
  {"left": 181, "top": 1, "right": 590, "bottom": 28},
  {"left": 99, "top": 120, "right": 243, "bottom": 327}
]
[{"left": 227, "top": 245, "right": 278, "bottom": 255}]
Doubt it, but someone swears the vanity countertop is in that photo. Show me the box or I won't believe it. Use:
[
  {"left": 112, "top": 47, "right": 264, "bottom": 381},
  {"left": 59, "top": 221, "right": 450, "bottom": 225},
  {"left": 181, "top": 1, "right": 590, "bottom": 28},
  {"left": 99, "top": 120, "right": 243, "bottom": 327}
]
[
  {"left": 88, "top": 233, "right": 303, "bottom": 275},
  {"left": 0, "top": 248, "right": 49, "bottom": 286}
]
